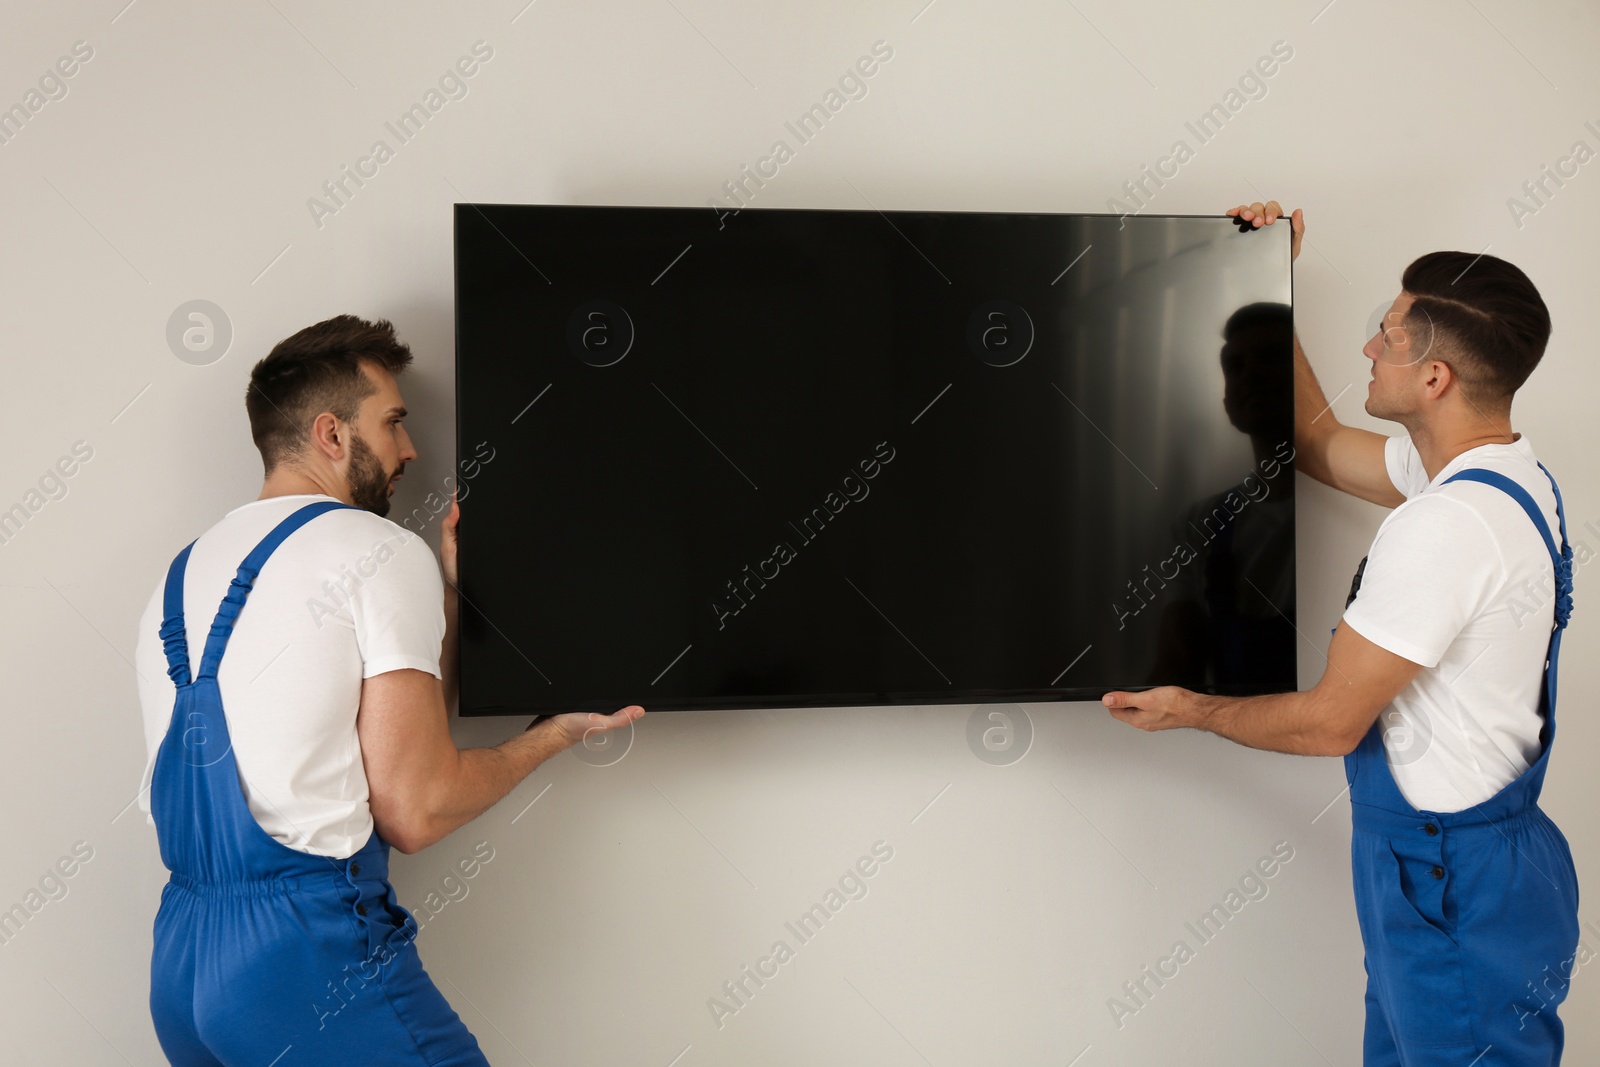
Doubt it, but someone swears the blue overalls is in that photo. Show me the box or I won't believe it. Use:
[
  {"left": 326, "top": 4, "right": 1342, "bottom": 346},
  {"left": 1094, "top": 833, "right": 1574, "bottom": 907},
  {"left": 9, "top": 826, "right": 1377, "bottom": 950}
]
[
  {"left": 149, "top": 500, "right": 489, "bottom": 1066},
  {"left": 1342, "top": 465, "right": 1579, "bottom": 1065}
]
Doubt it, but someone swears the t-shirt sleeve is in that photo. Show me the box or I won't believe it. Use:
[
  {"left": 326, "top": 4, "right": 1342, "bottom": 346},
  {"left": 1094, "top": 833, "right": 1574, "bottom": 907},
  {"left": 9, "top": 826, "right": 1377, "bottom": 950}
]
[
  {"left": 1340, "top": 494, "right": 1502, "bottom": 668},
  {"left": 1384, "top": 434, "right": 1429, "bottom": 499},
  {"left": 349, "top": 529, "right": 446, "bottom": 679}
]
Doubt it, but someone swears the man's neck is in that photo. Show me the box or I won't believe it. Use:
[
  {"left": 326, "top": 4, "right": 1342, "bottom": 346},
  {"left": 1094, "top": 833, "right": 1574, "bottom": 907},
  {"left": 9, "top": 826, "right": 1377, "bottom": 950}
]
[
  {"left": 1410, "top": 419, "right": 1519, "bottom": 483},
  {"left": 258, "top": 467, "right": 350, "bottom": 505}
]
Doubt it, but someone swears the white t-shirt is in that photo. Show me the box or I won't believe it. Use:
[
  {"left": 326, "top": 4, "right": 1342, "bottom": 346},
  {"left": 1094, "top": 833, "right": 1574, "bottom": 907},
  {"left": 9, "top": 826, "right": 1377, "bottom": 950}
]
[
  {"left": 1340, "top": 434, "right": 1561, "bottom": 813},
  {"left": 133, "top": 494, "right": 445, "bottom": 857}
]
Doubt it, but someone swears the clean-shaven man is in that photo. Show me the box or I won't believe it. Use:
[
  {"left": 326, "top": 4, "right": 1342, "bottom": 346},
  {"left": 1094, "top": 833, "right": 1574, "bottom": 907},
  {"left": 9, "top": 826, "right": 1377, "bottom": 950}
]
[
  {"left": 1104, "top": 201, "right": 1578, "bottom": 1064},
  {"left": 134, "top": 314, "right": 643, "bottom": 1064}
]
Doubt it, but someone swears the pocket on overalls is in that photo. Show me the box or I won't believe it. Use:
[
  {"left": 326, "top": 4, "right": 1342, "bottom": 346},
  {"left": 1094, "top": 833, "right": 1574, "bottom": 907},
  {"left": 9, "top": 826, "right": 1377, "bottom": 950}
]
[
  {"left": 350, "top": 882, "right": 422, "bottom": 984},
  {"left": 1387, "top": 840, "right": 1456, "bottom": 941},
  {"left": 1376, "top": 839, "right": 1478, "bottom": 1050}
]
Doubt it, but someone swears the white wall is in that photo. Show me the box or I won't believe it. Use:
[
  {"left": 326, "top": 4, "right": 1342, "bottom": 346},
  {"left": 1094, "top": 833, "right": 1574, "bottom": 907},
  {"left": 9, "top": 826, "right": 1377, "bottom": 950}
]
[{"left": 2, "top": 1, "right": 1596, "bottom": 1063}]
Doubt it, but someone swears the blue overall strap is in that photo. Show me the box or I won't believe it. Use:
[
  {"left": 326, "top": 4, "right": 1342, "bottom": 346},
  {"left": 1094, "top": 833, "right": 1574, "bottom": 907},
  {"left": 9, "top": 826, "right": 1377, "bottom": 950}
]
[
  {"left": 1439, "top": 465, "right": 1572, "bottom": 629},
  {"left": 1441, "top": 464, "right": 1574, "bottom": 718},
  {"left": 195, "top": 500, "right": 358, "bottom": 680},
  {"left": 158, "top": 541, "right": 198, "bottom": 687}
]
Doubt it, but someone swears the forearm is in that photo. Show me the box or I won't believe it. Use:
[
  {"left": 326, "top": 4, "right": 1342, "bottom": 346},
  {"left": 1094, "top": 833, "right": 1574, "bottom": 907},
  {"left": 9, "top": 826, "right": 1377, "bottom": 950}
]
[
  {"left": 1292, "top": 330, "right": 1337, "bottom": 484},
  {"left": 411, "top": 720, "right": 570, "bottom": 848},
  {"left": 1194, "top": 688, "right": 1351, "bottom": 757}
]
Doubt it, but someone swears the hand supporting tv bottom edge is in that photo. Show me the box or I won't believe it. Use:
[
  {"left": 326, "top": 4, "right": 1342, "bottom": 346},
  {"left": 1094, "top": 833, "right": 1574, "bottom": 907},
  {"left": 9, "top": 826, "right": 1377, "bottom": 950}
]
[{"left": 1102, "top": 618, "right": 1421, "bottom": 759}]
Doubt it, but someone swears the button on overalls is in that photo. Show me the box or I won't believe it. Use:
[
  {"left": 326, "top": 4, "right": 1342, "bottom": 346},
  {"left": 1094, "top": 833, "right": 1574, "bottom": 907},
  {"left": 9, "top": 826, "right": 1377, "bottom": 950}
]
[
  {"left": 1342, "top": 465, "right": 1579, "bottom": 1065},
  {"left": 149, "top": 501, "right": 489, "bottom": 1065}
]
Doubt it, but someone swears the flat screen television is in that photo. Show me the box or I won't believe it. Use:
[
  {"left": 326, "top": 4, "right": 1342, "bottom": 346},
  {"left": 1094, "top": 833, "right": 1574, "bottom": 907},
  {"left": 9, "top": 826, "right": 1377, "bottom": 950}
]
[{"left": 452, "top": 204, "right": 1296, "bottom": 716}]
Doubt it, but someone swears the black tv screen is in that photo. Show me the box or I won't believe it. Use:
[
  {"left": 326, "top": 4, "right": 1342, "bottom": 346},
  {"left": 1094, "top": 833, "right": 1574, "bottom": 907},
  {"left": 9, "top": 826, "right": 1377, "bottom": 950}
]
[{"left": 453, "top": 204, "right": 1296, "bottom": 716}]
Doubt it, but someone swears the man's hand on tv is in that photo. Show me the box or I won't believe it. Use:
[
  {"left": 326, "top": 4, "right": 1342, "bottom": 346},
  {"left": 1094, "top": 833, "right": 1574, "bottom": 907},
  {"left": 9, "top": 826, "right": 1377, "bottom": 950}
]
[
  {"left": 1227, "top": 200, "right": 1303, "bottom": 262},
  {"left": 441, "top": 489, "right": 460, "bottom": 588},
  {"left": 545, "top": 705, "right": 647, "bottom": 749},
  {"left": 1101, "top": 686, "right": 1212, "bottom": 732}
]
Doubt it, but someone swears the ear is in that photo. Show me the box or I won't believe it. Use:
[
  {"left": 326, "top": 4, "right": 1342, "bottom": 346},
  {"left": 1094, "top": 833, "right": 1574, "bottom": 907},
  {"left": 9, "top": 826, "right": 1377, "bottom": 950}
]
[
  {"left": 1421, "top": 358, "right": 1456, "bottom": 400},
  {"left": 306, "top": 411, "right": 348, "bottom": 462}
]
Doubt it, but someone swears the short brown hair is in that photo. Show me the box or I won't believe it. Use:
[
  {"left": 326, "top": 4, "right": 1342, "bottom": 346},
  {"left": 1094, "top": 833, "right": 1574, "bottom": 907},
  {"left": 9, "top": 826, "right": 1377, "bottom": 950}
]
[
  {"left": 245, "top": 315, "right": 413, "bottom": 472},
  {"left": 1401, "top": 251, "right": 1551, "bottom": 410}
]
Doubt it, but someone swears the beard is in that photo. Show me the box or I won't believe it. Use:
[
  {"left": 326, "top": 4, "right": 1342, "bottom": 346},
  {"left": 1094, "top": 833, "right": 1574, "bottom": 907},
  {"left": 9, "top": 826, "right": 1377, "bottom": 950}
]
[{"left": 347, "top": 430, "right": 399, "bottom": 517}]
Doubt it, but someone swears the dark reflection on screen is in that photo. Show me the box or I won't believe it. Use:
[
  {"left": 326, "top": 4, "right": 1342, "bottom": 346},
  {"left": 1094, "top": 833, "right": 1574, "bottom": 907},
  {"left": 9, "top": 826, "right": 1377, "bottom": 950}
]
[
  {"left": 1144, "top": 303, "right": 1297, "bottom": 691},
  {"left": 454, "top": 206, "right": 1296, "bottom": 715}
]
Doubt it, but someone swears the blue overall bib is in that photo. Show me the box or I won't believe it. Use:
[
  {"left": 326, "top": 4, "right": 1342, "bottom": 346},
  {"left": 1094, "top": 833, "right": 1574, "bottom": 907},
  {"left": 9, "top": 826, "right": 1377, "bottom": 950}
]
[
  {"left": 149, "top": 500, "right": 489, "bottom": 1066},
  {"left": 1342, "top": 465, "right": 1579, "bottom": 1065}
]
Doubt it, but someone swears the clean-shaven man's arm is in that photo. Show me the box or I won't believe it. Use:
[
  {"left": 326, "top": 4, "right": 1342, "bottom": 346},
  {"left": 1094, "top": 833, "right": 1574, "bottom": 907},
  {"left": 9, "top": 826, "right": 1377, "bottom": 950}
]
[
  {"left": 1228, "top": 199, "right": 1403, "bottom": 509},
  {"left": 1113, "top": 201, "right": 1423, "bottom": 753},
  {"left": 1102, "top": 619, "right": 1421, "bottom": 756}
]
